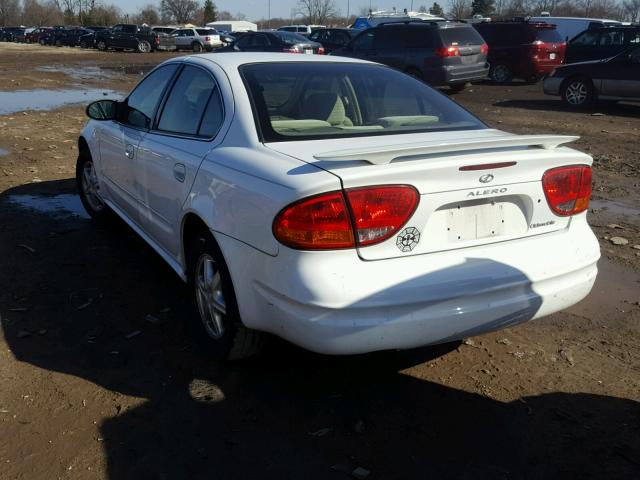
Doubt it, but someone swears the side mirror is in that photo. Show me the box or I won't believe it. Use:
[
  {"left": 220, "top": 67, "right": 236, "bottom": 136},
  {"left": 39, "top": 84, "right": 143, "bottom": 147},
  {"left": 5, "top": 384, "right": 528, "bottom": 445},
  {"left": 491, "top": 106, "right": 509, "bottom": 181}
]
[{"left": 86, "top": 99, "right": 118, "bottom": 121}]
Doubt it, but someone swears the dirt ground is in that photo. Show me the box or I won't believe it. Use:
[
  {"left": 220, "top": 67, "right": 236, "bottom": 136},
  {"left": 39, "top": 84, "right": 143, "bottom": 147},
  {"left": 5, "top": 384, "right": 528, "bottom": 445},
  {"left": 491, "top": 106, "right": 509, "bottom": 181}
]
[{"left": 0, "top": 43, "right": 639, "bottom": 480}]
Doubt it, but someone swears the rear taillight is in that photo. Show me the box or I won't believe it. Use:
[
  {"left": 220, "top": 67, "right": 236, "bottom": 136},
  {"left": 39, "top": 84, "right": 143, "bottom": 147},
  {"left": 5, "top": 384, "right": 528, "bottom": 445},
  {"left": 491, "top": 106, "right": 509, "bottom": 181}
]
[
  {"left": 480, "top": 43, "right": 489, "bottom": 55},
  {"left": 434, "top": 46, "right": 460, "bottom": 57},
  {"left": 273, "top": 186, "right": 419, "bottom": 250},
  {"left": 542, "top": 165, "right": 591, "bottom": 216},
  {"left": 317, "top": 47, "right": 325, "bottom": 55},
  {"left": 284, "top": 47, "right": 301, "bottom": 53},
  {"left": 205, "top": 36, "right": 210, "bottom": 41},
  {"left": 155, "top": 36, "right": 160, "bottom": 45}
]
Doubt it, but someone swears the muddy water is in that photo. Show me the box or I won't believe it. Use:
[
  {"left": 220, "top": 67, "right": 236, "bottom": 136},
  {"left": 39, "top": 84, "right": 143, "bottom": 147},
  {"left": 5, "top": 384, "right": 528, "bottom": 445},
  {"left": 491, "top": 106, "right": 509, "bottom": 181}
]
[
  {"left": 0, "top": 148, "right": 9, "bottom": 156},
  {"left": 5, "top": 193, "right": 89, "bottom": 219},
  {"left": 0, "top": 88, "right": 122, "bottom": 115}
]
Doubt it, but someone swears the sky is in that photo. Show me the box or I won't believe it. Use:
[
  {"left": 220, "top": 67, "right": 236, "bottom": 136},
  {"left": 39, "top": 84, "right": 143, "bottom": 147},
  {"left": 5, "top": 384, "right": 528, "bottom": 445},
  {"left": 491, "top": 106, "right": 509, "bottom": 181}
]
[{"left": 110, "top": 1, "right": 435, "bottom": 21}]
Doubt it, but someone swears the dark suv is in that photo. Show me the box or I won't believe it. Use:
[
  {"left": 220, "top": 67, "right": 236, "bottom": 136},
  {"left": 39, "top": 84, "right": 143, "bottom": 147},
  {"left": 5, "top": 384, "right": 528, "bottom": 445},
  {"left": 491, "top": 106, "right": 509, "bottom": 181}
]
[
  {"left": 473, "top": 21, "right": 565, "bottom": 83},
  {"left": 332, "top": 21, "right": 489, "bottom": 91},
  {"left": 565, "top": 26, "right": 640, "bottom": 64}
]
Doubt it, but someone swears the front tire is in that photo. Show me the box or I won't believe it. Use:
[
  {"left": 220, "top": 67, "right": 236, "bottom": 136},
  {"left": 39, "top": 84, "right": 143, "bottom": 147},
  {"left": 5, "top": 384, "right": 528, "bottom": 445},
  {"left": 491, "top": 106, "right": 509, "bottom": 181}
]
[
  {"left": 188, "top": 233, "right": 264, "bottom": 360},
  {"left": 449, "top": 83, "right": 467, "bottom": 93},
  {"left": 561, "top": 76, "right": 594, "bottom": 107},
  {"left": 97, "top": 40, "right": 107, "bottom": 51},
  {"left": 76, "top": 151, "right": 110, "bottom": 221}
]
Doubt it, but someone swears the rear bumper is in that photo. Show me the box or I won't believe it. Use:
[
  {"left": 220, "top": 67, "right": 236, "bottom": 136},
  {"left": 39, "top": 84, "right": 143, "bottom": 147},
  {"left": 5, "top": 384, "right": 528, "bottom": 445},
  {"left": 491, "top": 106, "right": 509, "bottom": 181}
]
[
  {"left": 543, "top": 76, "right": 563, "bottom": 95},
  {"left": 425, "top": 63, "right": 490, "bottom": 86},
  {"left": 217, "top": 218, "right": 600, "bottom": 355}
]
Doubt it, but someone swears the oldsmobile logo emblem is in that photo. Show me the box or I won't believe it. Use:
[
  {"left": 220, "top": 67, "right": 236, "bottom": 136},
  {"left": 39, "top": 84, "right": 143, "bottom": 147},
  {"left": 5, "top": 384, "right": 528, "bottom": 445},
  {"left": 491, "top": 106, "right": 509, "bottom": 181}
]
[{"left": 479, "top": 174, "right": 494, "bottom": 183}]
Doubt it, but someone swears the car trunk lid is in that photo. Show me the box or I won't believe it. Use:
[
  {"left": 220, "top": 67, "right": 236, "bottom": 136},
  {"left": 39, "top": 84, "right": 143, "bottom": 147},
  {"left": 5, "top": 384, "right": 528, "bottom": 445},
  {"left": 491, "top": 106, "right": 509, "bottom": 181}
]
[{"left": 266, "top": 129, "right": 592, "bottom": 260}]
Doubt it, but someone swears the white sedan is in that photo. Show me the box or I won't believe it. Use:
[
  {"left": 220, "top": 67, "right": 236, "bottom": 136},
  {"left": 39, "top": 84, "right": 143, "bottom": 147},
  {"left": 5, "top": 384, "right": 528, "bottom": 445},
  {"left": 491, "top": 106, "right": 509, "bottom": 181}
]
[{"left": 77, "top": 53, "right": 600, "bottom": 359}]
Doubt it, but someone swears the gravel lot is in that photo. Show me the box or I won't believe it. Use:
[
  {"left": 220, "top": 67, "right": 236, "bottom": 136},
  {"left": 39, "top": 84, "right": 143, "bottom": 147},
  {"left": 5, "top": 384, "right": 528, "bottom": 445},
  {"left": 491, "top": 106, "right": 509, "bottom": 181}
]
[{"left": 0, "top": 43, "right": 639, "bottom": 480}]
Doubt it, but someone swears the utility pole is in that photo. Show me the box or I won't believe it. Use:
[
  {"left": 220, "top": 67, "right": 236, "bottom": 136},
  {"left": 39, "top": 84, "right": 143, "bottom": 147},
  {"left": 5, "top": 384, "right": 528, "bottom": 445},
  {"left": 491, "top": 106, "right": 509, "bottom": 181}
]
[
  {"left": 268, "top": 0, "right": 271, "bottom": 29},
  {"left": 347, "top": 0, "right": 350, "bottom": 20}
]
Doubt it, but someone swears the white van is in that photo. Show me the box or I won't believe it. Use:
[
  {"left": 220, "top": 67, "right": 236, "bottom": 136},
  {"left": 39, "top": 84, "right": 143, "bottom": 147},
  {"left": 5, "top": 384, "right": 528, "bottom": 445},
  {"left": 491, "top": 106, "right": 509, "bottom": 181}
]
[{"left": 530, "top": 17, "right": 621, "bottom": 42}]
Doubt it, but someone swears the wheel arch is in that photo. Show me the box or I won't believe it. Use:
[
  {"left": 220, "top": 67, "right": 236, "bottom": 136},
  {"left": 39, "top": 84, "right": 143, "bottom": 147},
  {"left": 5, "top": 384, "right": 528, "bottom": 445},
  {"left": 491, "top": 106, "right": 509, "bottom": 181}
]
[{"left": 181, "top": 212, "right": 219, "bottom": 278}]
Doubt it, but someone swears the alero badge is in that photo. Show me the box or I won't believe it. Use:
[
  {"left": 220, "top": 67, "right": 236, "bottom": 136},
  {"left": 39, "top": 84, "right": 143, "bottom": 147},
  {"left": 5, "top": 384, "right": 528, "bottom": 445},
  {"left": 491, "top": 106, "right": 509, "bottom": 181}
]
[{"left": 396, "top": 227, "right": 420, "bottom": 252}]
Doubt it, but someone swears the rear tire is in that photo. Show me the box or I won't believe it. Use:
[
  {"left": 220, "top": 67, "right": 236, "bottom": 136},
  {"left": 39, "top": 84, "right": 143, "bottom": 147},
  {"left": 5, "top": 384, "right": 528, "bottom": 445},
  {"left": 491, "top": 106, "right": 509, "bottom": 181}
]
[
  {"left": 187, "top": 233, "right": 264, "bottom": 361},
  {"left": 192, "top": 42, "right": 203, "bottom": 53},
  {"left": 490, "top": 64, "right": 512, "bottom": 84},
  {"left": 76, "top": 151, "right": 111, "bottom": 222},
  {"left": 97, "top": 40, "right": 107, "bottom": 51},
  {"left": 561, "top": 76, "right": 594, "bottom": 107},
  {"left": 137, "top": 40, "right": 151, "bottom": 53},
  {"left": 449, "top": 83, "right": 467, "bottom": 93}
]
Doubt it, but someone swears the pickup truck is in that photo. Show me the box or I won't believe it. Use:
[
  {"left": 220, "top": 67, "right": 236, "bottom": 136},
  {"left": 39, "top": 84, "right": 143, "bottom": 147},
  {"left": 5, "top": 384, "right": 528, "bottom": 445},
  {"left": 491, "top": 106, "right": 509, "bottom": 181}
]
[{"left": 95, "top": 24, "right": 159, "bottom": 53}]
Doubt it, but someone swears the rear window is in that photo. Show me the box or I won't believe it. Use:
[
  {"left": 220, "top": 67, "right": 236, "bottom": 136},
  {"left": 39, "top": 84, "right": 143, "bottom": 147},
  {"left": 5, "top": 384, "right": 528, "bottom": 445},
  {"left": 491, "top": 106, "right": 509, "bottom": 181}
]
[
  {"left": 196, "top": 29, "right": 218, "bottom": 35},
  {"left": 439, "top": 27, "right": 484, "bottom": 46},
  {"left": 534, "top": 28, "right": 563, "bottom": 43},
  {"left": 241, "top": 62, "right": 485, "bottom": 142},
  {"left": 272, "top": 31, "right": 308, "bottom": 44}
]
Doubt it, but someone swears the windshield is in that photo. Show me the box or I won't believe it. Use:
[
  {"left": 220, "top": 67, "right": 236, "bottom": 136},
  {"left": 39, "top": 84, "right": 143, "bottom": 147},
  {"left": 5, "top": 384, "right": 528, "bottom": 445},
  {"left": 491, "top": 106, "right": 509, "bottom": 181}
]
[{"left": 241, "top": 62, "right": 485, "bottom": 142}]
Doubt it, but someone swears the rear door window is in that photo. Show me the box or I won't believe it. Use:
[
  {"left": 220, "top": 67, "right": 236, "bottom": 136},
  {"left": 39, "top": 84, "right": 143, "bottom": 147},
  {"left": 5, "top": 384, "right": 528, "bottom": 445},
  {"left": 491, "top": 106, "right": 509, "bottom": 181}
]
[
  {"left": 157, "top": 66, "right": 217, "bottom": 136},
  {"left": 571, "top": 31, "right": 599, "bottom": 46},
  {"left": 439, "top": 27, "right": 483, "bottom": 46},
  {"left": 373, "top": 28, "right": 406, "bottom": 50},
  {"left": 598, "top": 30, "right": 624, "bottom": 45},
  {"left": 352, "top": 31, "right": 375, "bottom": 52}
]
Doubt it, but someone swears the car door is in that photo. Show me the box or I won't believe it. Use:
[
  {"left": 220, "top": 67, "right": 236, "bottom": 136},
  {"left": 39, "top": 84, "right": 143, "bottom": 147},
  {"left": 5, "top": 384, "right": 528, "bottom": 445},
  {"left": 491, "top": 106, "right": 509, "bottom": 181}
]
[
  {"left": 341, "top": 29, "right": 376, "bottom": 60},
  {"left": 136, "top": 64, "right": 226, "bottom": 257},
  {"left": 601, "top": 48, "right": 640, "bottom": 98},
  {"left": 182, "top": 29, "right": 196, "bottom": 48},
  {"left": 98, "top": 64, "right": 179, "bottom": 222}
]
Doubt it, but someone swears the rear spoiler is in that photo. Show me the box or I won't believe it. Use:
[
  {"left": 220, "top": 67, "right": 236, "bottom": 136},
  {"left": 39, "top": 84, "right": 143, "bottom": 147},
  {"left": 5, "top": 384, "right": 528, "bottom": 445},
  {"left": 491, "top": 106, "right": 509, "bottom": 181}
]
[{"left": 313, "top": 134, "right": 579, "bottom": 165}]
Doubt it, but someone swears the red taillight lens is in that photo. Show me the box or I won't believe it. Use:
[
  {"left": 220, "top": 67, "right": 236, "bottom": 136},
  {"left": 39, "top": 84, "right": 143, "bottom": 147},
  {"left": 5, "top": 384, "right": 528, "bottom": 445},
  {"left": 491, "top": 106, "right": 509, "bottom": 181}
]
[
  {"left": 317, "top": 47, "right": 325, "bottom": 55},
  {"left": 273, "top": 191, "right": 354, "bottom": 249},
  {"left": 480, "top": 43, "right": 489, "bottom": 55},
  {"left": 273, "top": 186, "right": 419, "bottom": 250},
  {"left": 347, "top": 186, "right": 419, "bottom": 246},
  {"left": 542, "top": 165, "right": 591, "bottom": 216},
  {"left": 205, "top": 36, "right": 210, "bottom": 41},
  {"left": 435, "top": 46, "right": 460, "bottom": 57}
]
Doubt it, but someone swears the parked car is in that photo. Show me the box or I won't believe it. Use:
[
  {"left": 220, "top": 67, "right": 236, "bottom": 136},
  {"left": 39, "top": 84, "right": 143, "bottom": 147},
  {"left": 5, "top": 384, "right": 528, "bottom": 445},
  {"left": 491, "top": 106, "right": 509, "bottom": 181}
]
[
  {"left": 565, "top": 26, "right": 640, "bottom": 64},
  {"left": 277, "top": 25, "right": 326, "bottom": 36},
  {"left": 14, "top": 27, "right": 30, "bottom": 42},
  {"left": 217, "top": 31, "right": 324, "bottom": 54},
  {"left": 151, "top": 26, "right": 178, "bottom": 51},
  {"left": 544, "top": 46, "right": 640, "bottom": 106},
  {"left": 0, "top": 27, "right": 25, "bottom": 42},
  {"left": 172, "top": 27, "right": 222, "bottom": 52},
  {"left": 473, "top": 20, "right": 565, "bottom": 83},
  {"left": 307, "top": 28, "right": 358, "bottom": 53},
  {"left": 530, "top": 16, "right": 621, "bottom": 42},
  {"left": 25, "top": 27, "right": 53, "bottom": 44},
  {"left": 94, "top": 24, "right": 159, "bottom": 53},
  {"left": 77, "top": 53, "right": 599, "bottom": 360},
  {"left": 332, "top": 21, "right": 489, "bottom": 92},
  {"left": 48, "top": 28, "right": 95, "bottom": 47}
]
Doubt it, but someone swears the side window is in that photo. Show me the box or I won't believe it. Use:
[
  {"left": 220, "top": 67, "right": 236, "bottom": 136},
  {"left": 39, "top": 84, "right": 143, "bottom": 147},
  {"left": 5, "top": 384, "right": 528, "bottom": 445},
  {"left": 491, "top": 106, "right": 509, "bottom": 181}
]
[
  {"left": 125, "top": 64, "right": 179, "bottom": 129},
  {"left": 236, "top": 35, "right": 251, "bottom": 48},
  {"left": 157, "top": 66, "right": 217, "bottom": 136},
  {"left": 406, "top": 28, "right": 434, "bottom": 48},
  {"left": 199, "top": 87, "right": 225, "bottom": 137},
  {"left": 352, "top": 31, "right": 375, "bottom": 51},
  {"left": 374, "top": 28, "right": 405, "bottom": 50},
  {"left": 599, "top": 30, "right": 624, "bottom": 46},
  {"left": 251, "top": 34, "right": 270, "bottom": 46},
  {"left": 112, "top": 25, "right": 123, "bottom": 33},
  {"left": 571, "top": 31, "right": 599, "bottom": 46},
  {"left": 628, "top": 32, "right": 640, "bottom": 44}
]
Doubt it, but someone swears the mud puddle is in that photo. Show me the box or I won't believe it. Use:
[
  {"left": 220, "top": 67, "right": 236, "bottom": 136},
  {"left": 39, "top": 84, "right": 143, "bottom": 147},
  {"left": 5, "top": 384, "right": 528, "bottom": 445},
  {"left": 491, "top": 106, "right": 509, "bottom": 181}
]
[
  {"left": 36, "top": 65, "right": 124, "bottom": 81},
  {"left": 0, "top": 88, "right": 122, "bottom": 115},
  {"left": 591, "top": 199, "right": 640, "bottom": 225},
  {"left": 5, "top": 193, "right": 89, "bottom": 219},
  {"left": 0, "top": 148, "right": 9, "bottom": 157}
]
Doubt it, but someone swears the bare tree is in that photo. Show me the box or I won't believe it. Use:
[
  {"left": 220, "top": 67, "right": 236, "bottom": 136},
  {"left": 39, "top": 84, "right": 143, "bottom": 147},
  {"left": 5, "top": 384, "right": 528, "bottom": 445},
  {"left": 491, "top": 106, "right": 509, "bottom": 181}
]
[
  {"left": 296, "top": 0, "right": 337, "bottom": 24},
  {"left": 623, "top": 0, "right": 640, "bottom": 21},
  {"left": 161, "top": 0, "right": 200, "bottom": 24},
  {"left": 0, "top": 0, "right": 21, "bottom": 26},
  {"left": 134, "top": 3, "right": 160, "bottom": 25},
  {"left": 448, "top": 0, "right": 471, "bottom": 18}
]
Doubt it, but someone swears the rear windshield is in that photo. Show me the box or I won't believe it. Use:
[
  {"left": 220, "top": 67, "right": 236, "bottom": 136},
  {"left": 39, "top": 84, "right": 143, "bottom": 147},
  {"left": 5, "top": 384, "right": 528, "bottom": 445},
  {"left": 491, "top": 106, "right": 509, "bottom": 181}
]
[
  {"left": 534, "top": 28, "right": 563, "bottom": 43},
  {"left": 241, "top": 62, "right": 485, "bottom": 142},
  {"left": 196, "top": 29, "right": 218, "bottom": 35},
  {"left": 439, "top": 27, "right": 484, "bottom": 46},
  {"left": 272, "top": 31, "right": 309, "bottom": 44}
]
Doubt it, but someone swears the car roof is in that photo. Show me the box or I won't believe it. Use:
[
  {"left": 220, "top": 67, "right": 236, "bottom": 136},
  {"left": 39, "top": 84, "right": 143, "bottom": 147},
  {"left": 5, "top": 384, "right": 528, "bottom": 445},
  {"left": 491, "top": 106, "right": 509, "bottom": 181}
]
[{"left": 187, "top": 52, "right": 373, "bottom": 70}]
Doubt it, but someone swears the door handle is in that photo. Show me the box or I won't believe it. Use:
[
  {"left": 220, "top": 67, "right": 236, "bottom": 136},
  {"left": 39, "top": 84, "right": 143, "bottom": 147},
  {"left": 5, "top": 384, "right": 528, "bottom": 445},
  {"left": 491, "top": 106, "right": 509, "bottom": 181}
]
[
  {"left": 173, "top": 163, "right": 186, "bottom": 183},
  {"left": 125, "top": 144, "right": 135, "bottom": 159}
]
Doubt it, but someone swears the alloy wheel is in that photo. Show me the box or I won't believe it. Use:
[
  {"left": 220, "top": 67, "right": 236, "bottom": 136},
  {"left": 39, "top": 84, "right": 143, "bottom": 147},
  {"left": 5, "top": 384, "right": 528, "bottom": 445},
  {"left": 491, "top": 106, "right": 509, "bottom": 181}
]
[
  {"left": 565, "top": 81, "right": 588, "bottom": 106},
  {"left": 195, "top": 254, "right": 227, "bottom": 339},
  {"left": 81, "top": 160, "right": 104, "bottom": 212},
  {"left": 492, "top": 65, "right": 511, "bottom": 83}
]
